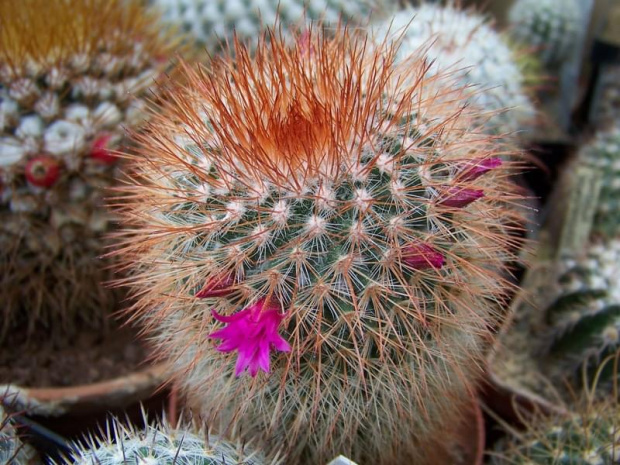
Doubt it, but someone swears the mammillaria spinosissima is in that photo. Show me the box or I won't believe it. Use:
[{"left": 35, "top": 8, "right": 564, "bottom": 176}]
[
  {"left": 508, "top": 0, "right": 582, "bottom": 67},
  {"left": 56, "top": 414, "right": 269, "bottom": 465},
  {"left": 118, "top": 26, "right": 525, "bottom": 464},
  {"left": 371, "top": 3, "right": 536, "bottom": 137},
  {"left": 0, "top": 0, "right": 173, "bottom": 338},
  {"left": 151, "top": 0, "right": 393, "bottom": 52}
]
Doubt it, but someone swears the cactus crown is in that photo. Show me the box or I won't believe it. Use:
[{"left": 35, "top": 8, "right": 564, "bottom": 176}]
[
  {"left": 0, "top": 0, "right": 167, "bottom": 72},
  {"left": 58, "top": 414, "right": 269, "bottom": 465},
  {"left": 120, "top": 27, "right": 524, "bottom": 463}
]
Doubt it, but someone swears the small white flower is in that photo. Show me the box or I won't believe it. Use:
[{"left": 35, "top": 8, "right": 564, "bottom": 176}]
[
  {"left": 44, "top": 120, "right": 86, "bottom": 155},
  {"left": 0, "top": 137, "right": 26, "bottom": 166}
]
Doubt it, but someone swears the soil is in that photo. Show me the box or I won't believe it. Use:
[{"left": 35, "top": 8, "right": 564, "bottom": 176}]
[{"left": 0, "top": 324, "right": 150, "bottom": 387}]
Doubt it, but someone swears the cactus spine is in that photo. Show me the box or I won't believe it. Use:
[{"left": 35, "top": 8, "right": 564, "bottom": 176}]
[
  {"left": 0, "top": 0, "right": 172, "bottom": 337},
  {"left": 508, "top": 0, "right": 582, "bottom": 67},
  {"left": 151, "top": 0, "right": 393, "bottom": 52},
  {"left": 119, "top": 28, "right": 524, "bottom": 464},
  {"left": 371, "top": 3, "right": 536, "bottom": 136},
  {"left": 57, "top": 415, "right": 268, "bottom": 465},
  {"left": 0, "top": 404, "right": 38, "bottom": 465}
]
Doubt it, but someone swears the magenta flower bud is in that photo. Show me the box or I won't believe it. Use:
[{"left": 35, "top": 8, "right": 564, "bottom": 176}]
[
  {"left": 196, "top": 274, "right": 234, "bottom": 298},
  {"left": 210, "top": 298, "right": 291, "bottom": 377},
  {"left": 458, "top": 157, "right": 502, "bottom": 181},
  {"left": 403, "top": 243, "right": 445, "bottom": 270},
  {"left": 438, "top": 187, "right": 484, "bottom": 208}
]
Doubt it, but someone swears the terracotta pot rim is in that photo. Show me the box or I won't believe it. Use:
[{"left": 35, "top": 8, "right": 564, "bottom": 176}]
[{"left": 1, "top": 362, "right": 169, "bottom": 417}]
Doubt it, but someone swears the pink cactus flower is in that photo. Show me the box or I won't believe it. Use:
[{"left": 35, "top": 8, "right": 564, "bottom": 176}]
[
  {"left": 403, "top": 243, "right": 445, "bottom": 270},
  {"left": 458, "top": 157, "right": 502, "bottom": 181},
  {"left": 438, "top": 187, "right": 484, "bottom": 208},
  {"left": 196, "top": 274, "right": 234, "bottom": 298},
  {"left": 210, "top": 299, "right": 290, "bottom": 377}
]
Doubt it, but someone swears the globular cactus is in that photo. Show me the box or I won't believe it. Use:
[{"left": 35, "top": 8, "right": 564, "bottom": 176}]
[
  {"left": 371, "top": 3, "right": 536, "bottom": 136},
  {"left": 508, "top": 0, "right": 582, "bottom": 67},
  {"left": 119, "top": 27, "right": 524, "bottom": 464},
  {"left": 0, "top": 0, "right": 172, "bottom": 337},
  {"left": 0, "top": 404, "right": 38, "bottom": 465},
  {"left": 151, "top": 0, "right": 393, "bottom": 53},
  {"left": 57, "top": 415, "right": 269, "bottom": 465},
  {"left": 541, "top": 239, "right": 620, "bottom": 389}
]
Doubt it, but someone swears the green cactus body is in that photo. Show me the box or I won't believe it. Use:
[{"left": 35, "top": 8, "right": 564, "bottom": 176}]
[
  {"left": 543, "top": 239, "right": 620, "bottom": 388},
  {"left": 58, "top": 417, "right": 267, "bottom": 465},
  {"left": 0, "top": 0, "right": 171, "bottom": 337},
  {"left": 120, "top": 29, "right": 523, "bottom": 464},
  {"left": 577, "top": 127, "right": 620, "bottom": 239},
  {"left": 371, "top": 4, "right": 536, "bottom": 136},
  {"left": 152, "top": 0, "right": 391, "bottom": 52},
  {"left": 0, "top": 405, "right": 38, "bottom": 465},
  {"left": 508, "top": 0, "right": 582, "bottom": 67}
]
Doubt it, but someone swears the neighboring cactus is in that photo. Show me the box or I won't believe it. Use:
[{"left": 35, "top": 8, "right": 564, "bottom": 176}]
[
  {"left": 119, "top": 27, "right": 524, "bottom": 464},
  {"left": 0, "top": 0, "right": 172, "bottom": 337},
  {"left": 541, "top": 239, "right": 620, "bottom": 389},
  {"left": 151, "top": 0, "right": 393, "bottom": 53},
  {"left": 0, "top": 404, "right": 38, "bottom": 465},
  {"left": 574, "top": 126, "right": 620, "bottom": 239},
  {"left": 370, "top": 3, "right": 536, "bottom": 136},
  {"left": 508, "top": 0, "right": 582, "bottom": 67},
  {"left": 490, "top": 366, "right": 620, "bottom": 465},
  {"left": 57, "top": 415, "right": 268, "bottom": 465}
]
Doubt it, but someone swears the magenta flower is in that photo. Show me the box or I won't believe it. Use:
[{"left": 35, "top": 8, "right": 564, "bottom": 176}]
[
  {"left": 458, "top": 157, "right": 502, "bottom": 181},
  {"left": 438, "top": 187, "right": 484, "bottom": 208},
  {"left": 209, "top": 299, "right": 291, "bottom": 377},
  {"left": 403, "top": 243, "right": 445, "bottom": 270},
  {"left": 196, "top": 274, "right": 234, "bottom": 298}
]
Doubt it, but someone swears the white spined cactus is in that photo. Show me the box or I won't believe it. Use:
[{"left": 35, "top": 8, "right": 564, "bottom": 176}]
[
  {"left": 371, "top": 3, "right": 536, "bottom": 136},
  {"left": 508, "top": 0, "right": 582, "bottom": 67},
  {"left": 151, "top": 0, "right": 394, "bottom": 52},
  {"left": 58, "top": 415, "right": 270, "bottom": 465}
]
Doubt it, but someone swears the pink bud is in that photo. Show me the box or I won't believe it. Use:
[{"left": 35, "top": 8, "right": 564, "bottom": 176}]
[
  {"left": 438, "top": 187, "right": 484, "bottom": 208},
  {"left": 458, "top": 157, "right": 502, "bottom": 181},
  {"left": 403, "top": 243, "right": 445, "bottom": 270},
  {"left": 196, "top": 274, "right": 234, "bottom": 298}
]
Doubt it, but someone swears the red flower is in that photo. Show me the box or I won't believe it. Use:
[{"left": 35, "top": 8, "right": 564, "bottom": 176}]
[
  {"left": 403, "top": 243, "right": 445, "bottom": 270},
  {"left": 25, "top": 155, "right": 60, "bottom": 188},
  {"left": 458, "top": 157, "right": 502, "bottom": 181},
  {"left": 210, "top": 299, "right": 290, "bottom": 377},
  {"left": 438, "top": 187, "right": 484, "bottom": 208}
]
